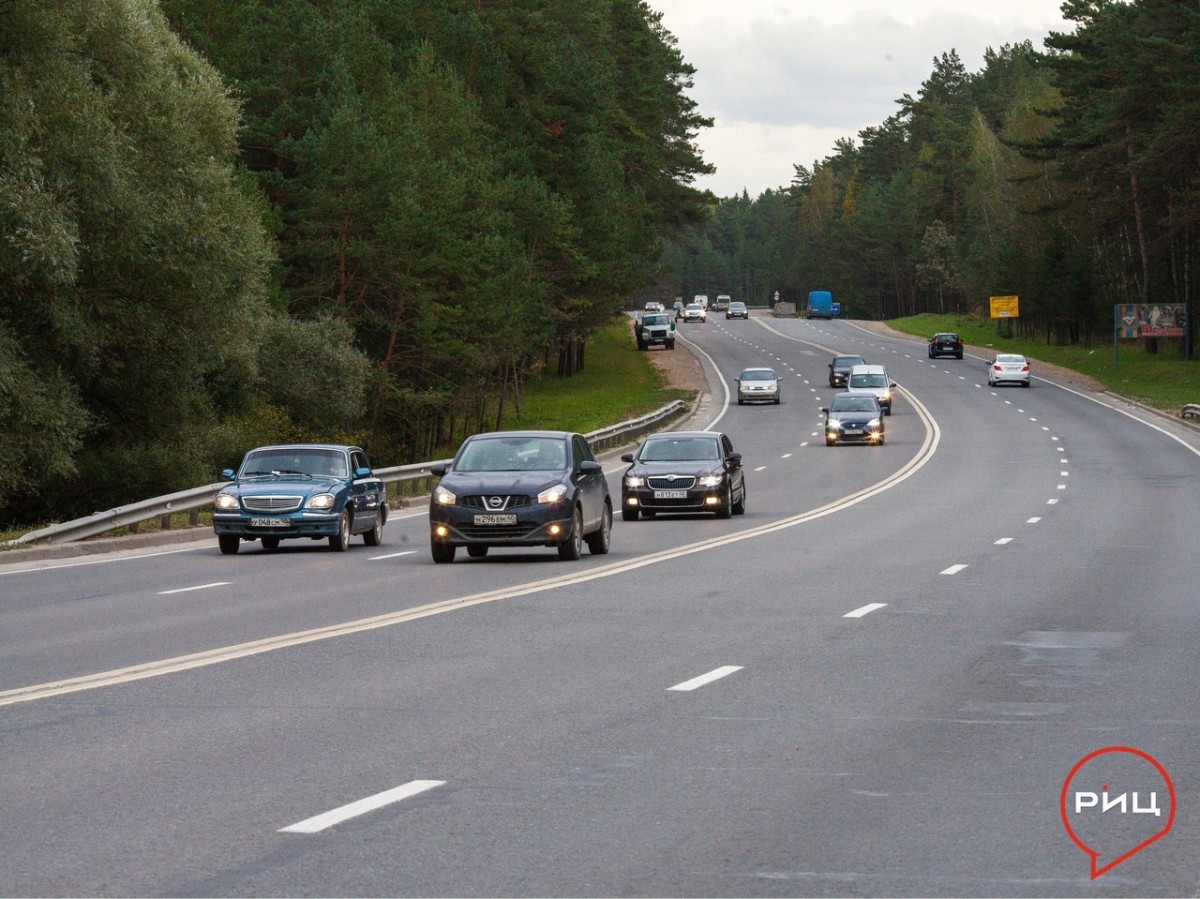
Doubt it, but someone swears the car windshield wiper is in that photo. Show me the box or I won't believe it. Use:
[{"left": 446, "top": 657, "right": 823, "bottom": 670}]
[{"left": 273, "top": 469, "right": 313, "bottom": 477}]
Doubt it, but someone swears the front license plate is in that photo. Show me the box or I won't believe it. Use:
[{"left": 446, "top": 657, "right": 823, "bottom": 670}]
[
  {"left": 653, "top": 490, "right": 688, "bottom": 499},
  {"left": 473, "top": 513, "right": 517, "bottom": 525},
  {"left": 844, "top": 429, "right": 863, "bottom": 435},
  {"left": 250, "top": 517, "right": 289, "bottom": 528}
]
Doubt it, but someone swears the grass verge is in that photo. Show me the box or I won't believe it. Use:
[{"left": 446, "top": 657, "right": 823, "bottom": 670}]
[{"left": 887, "top": 312, "right": 1200, "bottom": 413}]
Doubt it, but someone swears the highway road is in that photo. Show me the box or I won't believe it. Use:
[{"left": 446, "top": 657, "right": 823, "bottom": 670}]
[{"left": 2, "top": 316, "right": 1198, "bottom": 896}]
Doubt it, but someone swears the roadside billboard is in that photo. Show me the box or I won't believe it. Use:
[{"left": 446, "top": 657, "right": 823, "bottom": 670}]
[
  {"left": 989, "top": 295, "right": 1019, "bottom": 318},
  {"left": 1114, "top": 303, "right": 1186, "bottom": 339}
]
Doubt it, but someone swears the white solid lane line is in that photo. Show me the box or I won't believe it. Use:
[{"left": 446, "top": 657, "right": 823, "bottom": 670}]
[
  {"left": 158, "top": 582, "right": 230, "bottom": 595},
  {"left": 844, "top": 603, "right": 887, "bottom": 619},
  {"left": 280, "top": 780, "right": 446, "bottom": 834},
  {"left": 370, "top": 550, "right": 417, "bottom": 561},
  {"left": 668, "top": 665, "right": 743, "bottom": 692}
]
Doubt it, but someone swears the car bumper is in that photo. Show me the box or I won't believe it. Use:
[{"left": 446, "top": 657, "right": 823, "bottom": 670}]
[
  {"left": 214, "top": 511, "right": 342, "bottom": 539},
  {"left": 430, "top": 505, "right": 576, "bottom": 547},
  {"left": 622, "top": 486, "right": 727, "bottom": 515},
  {"left": 738, "top": 390, "right": 778, "bottom": 402},
  {"left": 827, "top": 427, "right": 884, "bottom": 444}
]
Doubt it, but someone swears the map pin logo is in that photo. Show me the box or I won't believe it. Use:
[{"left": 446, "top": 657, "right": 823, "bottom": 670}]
[{"left": 1060, "top": 746, "right": 1175, "bottom": 878}]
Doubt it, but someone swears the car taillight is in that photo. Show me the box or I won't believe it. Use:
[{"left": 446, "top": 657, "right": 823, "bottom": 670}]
[
  {"left": 994, "top": 364, "right": 1002, "bottom": 370},
  {"left": 1022, "top": 364, "right": 1030, "bottom": 371}
]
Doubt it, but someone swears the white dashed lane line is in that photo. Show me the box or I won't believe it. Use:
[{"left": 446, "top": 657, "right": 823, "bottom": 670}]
[
  {"left": 279, "top": 780, "right": 446, "bottom": 834},
  {"left": 667, "top": 665, "right": 743, "bottom": 692},
  {"left": 941, "top": 564, "right": 968, "bottom": 575},
  {"left": 370, "top": 550, "right": 417, "bottom": 561},
  {"left": 158, "top": 582, "right": 230, "bottom": 596},
  {"left": 844, "top": 603, "right": 887, "bottom": 619},
  {"left": 994, "top": 537, "right": 1013, "bottom": 545}
]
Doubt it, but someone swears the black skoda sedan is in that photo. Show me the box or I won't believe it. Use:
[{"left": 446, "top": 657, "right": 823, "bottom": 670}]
[
  {"left": 428, "top": 430, "right": 612, "bottom": 563},
  {"left": 620, "top": 431, "right": 746, "bottom": 521}
]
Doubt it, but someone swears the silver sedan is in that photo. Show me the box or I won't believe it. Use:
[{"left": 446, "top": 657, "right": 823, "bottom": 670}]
[{"left": 736, "top": 367, "right": 781, "bottom": 405}]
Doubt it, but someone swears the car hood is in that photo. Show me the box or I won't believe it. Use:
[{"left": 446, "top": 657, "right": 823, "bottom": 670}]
[
  {"left": 229, "top": 474, "right": 342, "bottom": 494},
  {"left": 440, "top": 471, "right": 565, "bottom": 494},
  {"left": 627, "top": 460, "right": 724, "bottom": 478},
  {"left": 827, "top": 410, "right": 881, "bottom": 425}
]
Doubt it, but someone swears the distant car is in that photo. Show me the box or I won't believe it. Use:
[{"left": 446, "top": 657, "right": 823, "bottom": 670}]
[
  {"left": 725, "top": 301, "right": 748, "bottom": 319},
  {"left": 635, "top": 312, "right": 676, "bottom": 350},
  {"left": 428, "top": 430, "right": 611, "bottom": 563},
  {"left": 929, "top": 332, "right": 964, "bottom": 359},
  {"left": 828, "top": 353, "right": 866, "bottom": 387},
  {"left": 213, "top": 444, "right": 387, "bottom": 554},
  {"left": 845, "top": 363, "right": 895, "bottom": 414},
  {"left": 620, "top": 431, "right": 746, "bottom": 520},
  {"left": 643, "top": 301, "right": 665, "bottom": 313},
  {"left": 988, "top": 353, "right": 1031, "bottom": 387},
  {"left": 712, "top": 294, "right": 731, "bottom": 312},
  {"left": 822, "top": 393, "right": 885, "bottom": 446},
  {"left": 682, "top": 303, "right": 707, "bottom": 323},
  {"left": 736, "top": 367, "right": 780, "bottom": 405}
]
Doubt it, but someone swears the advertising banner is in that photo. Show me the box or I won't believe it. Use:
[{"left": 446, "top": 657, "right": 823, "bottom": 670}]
[
  {"left": 989, "top": 295, "right": 1019, "bottom": 318},
  {"left": 1114, "top": 303, "right": 1186, "bottom": 338}
]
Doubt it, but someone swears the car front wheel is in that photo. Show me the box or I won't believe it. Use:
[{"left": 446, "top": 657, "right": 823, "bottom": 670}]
[
  {"left": 558, "top": 507, "right": 583, "bottom": 560},
  {"left": 467, "top": 545, "right": 489, "bottom": 558},
  {"left": 260, "top": 536, "right": 280, "bottom": 551},
  {"left": 329, "top": 509, "right": 351, "bottom": 551},
  {"left": 717, "top": 483, "right": 733, "bottom": 519},
  {"left": 431, "top": 539, "right": 456, "bottom": 563},
  {"left": 732, "top": 482, "right": 746, "bottom": 515},
  {"left": 586, "top": 503, "right": 612, "bottom": 555},
  {"left": 218, "top": 534, "right": 240, "bottom": 555}
]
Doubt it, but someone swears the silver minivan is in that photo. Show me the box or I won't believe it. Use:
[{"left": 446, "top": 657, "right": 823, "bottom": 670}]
[{"left": 845, "top": 364, "right": 895, "bottom": 415}]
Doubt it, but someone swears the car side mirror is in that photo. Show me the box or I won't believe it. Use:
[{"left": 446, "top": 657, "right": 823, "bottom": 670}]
[
  {"left": 354, "top": 466, "right": 371, "bottom": 479},
  {"left": 430, "top": 462, "right": 448, "bottom": 477},
  {"left": 621, "top": 453, "right": 634, "bottom": 463},
  {"left": 579, "top": 460, "right": 602, "bottom": 474},
  {"left": 820, "top": 407, "right": 829, "bottom": 414},
  {"left": 222, "top": 468, "right": 236, "bottom": 481},
  {"left": 890, "top": 381, "right": 897, "bottom": 388},
  {"left": 727, "top": 452, "right": 742, "bottom": 467}
]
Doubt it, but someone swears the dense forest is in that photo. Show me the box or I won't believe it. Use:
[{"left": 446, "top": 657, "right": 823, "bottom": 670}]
[
  {"left": 0, "top": 0, "right": 712, "bottom": 524},
  {"left": 4, "top": 0, "right": 1198, "bottom": 528},
  {"left": 659, "top": 0, "right": 1200, "bottom": 359}
]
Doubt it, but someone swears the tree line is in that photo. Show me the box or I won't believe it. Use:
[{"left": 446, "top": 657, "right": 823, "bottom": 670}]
[
  {"left": 0, "top": 0, "right": 712, "bottom": 525},
  {"left": 662, "top": 0, "right": 1199, "bottom": 358}
]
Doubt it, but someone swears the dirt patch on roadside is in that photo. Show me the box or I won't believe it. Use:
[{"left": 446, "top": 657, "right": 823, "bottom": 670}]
[{"left": 633, "top": 322, "right": 706, "bottom": 391}]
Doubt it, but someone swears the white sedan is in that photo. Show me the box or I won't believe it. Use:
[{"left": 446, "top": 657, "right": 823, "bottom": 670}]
[
  {"left": 988, "top": 353, "right": 1031, "bottom": 387},
  {"left": 681, "top": 303, "right": 707, "bottom": 323}
]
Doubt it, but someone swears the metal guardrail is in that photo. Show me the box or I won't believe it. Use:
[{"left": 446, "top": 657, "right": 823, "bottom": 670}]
[
  {"left": 1182, "top": 403, "right": 1200, "bottom": 421},
  {"left": 9, "top": 399, "right": 689, "bottom": 547}
]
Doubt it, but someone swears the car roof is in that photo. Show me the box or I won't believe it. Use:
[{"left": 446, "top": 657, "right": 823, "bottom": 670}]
[
  {"left": 831, "top": 391, "right": 879, "bottom": 402},
  {"left": 833, "top": 354, "right": 864, "bottom": 362},
  {"left": 247, "top": 443, "right": 359, "bottom": 453},
  {"left": 848, "top": 363, "right": 886, "bottom": 373},
  {"left": 740, "top": 366, "right": 776, "bottom": 374},
  {"left": 464, "top": 430, "right": 574, "bottom": 440},
  {"left": 933, "top": 332, "right": 958, "bottom": 337},
  {"left": 645, "top": 430, "right": 724, "bottom": 439}
]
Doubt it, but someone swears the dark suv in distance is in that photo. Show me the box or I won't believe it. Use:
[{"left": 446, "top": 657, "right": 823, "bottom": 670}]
[
  {"left": 928, "top": 332, "right": 964, "bottom": 359},
  {"left": 828, "top": 354, "right": 866, "bottom": 387}
]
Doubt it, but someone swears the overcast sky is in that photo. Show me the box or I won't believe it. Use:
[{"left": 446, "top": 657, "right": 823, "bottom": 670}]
[{"left": 650, "top": 1, "right": 1073, "bottom": 198}]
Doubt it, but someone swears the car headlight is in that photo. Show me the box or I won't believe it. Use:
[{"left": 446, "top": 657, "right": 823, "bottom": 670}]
[
  {"left": 826, "top": 419, "right": 841, "bottom": 431},
  {"left": 699, "top": 474, "right": 723, "bottom": 488},
  {"left": 537, "top": 483, "right": 569, "bottom": 504},
  {"left": 880, "top": 390, "right": 891, "bottom": 400},
  {"left": 215, "top": 493, "right": 239, "bottom": 511},
  {"left": 624, "top": 475, "right": 645, "bottom": 488},
  {"left": 306, "top": 493, "right": 336, "bottom": 510},
  {"left": 433, "top": 485, "right": 456, "bottom": 505},
  {"left": 867, "top": 418, "right": 881, "bottom": 429}
]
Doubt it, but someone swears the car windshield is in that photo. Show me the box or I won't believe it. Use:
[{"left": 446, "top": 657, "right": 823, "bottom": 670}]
[
  {"left": 835, "top": 356, "right": 864, "bottom": 368},
  {"left": 643, "top": 314, "right": 667, "bottom": 325},
  {"left": 831, "top": 397, "right": 878, "bottom": 413},
  {"left": 740, "top": 370, "right": 776, "bottom": 381},
  {"left": 686, "top": 305, "right": 701, "bottom": 311},
  {"left": 456, "top": 436, "right": 567, "bottom": 472},
  {"left": 730, "top": 303, "right": 745, "bottom": 309},
  {"left": 241, "top": 449, "right": 347, "bottom": 477},
  {"left": 640, "top": 437, "right": 720, "bottom": 462},
  {"left": 850, "top": 373, "right": 887, "bottom": 388}
]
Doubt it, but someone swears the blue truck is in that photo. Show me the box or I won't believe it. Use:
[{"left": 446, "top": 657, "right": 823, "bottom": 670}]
[{"left": 806, "top": 290, "right": 836, "bottom": 320}]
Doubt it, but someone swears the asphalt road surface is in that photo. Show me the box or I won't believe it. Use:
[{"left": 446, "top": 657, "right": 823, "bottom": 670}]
[{"left": 3, "top": 316, "right": 1199, "bottom": 897}]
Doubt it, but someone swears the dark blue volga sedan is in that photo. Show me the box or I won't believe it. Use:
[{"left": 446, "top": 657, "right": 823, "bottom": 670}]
[
  {"left": 822, "top": 393, "right": 886, "bottom": 446},
  {"left": 213, "top": 444, "right": 387, "bottom": 554},
  {"left": 428, "top": 430, "right": 612, "bottom": 563}
]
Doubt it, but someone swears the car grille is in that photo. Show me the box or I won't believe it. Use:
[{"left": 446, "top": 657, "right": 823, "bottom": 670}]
[
  {"left": 458, "top": 523, "right": 540, "bottom": 539},
  {"left": 462, "top": 494, "right": 533, "bottom": 510},
  {"left": 241, "top": 495, "right": 303, "bottom": 513},
  {"left": 647, "top": 476, "right": 697, "bottom": 489}
]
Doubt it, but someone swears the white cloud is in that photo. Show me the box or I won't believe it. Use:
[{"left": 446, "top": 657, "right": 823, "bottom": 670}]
[{"left": 652, "top": 1, "right": 1071, "bottom": 197}]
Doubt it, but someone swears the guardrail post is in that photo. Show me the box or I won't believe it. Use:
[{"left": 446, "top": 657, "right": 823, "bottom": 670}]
[
  {"left": 190, "top": 508, "right": 200, "bottom": 526},
  {"left": 160, "top": 513, "right": 172, "bottom": 531}
]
